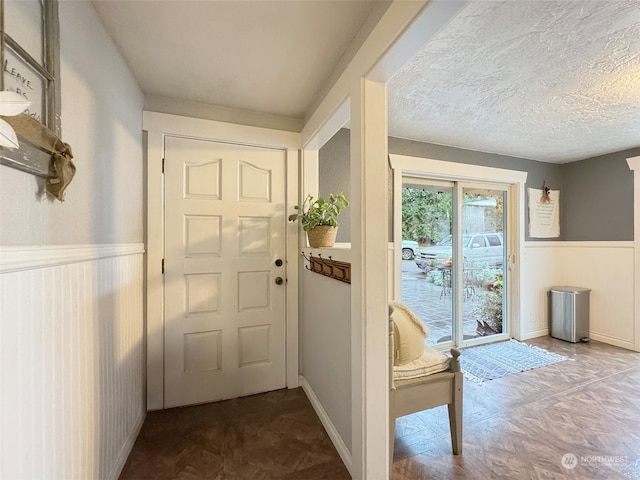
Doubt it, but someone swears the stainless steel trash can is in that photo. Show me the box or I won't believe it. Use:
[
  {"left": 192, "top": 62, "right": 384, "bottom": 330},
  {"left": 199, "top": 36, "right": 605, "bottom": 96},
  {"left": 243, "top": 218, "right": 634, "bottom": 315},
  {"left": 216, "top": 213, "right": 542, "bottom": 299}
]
[{"left": 549, "top": 286, "right": 590, "bottom": 343}]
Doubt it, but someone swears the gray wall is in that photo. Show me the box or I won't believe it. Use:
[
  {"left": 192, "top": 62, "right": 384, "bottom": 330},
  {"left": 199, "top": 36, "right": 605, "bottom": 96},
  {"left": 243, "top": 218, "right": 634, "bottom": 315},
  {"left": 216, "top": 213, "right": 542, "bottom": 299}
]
[
  {"left": 562, "top": 147, "right": 638, "bottom": 241},
  {"left": 301, "top": 265, "right": 352, "bottom": 453},
  {"left": 0, "top": 3, "right": 145, "bottom": 479},
  {"left": 319, "top": 128, "right": 351, "bottom": 242},
  {"left": 0, "top": 6, "right": 144, "bottom": 245},
  {"left": 319, "top": 129, "right": 636, "bottom": 242}
]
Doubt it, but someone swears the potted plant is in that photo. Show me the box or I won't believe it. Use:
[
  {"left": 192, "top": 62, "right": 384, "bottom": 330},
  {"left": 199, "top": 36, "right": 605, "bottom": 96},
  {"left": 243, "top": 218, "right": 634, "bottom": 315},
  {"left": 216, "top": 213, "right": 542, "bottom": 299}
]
[{"left": 288, "top": 193, "right": 349, "bottom": 247}]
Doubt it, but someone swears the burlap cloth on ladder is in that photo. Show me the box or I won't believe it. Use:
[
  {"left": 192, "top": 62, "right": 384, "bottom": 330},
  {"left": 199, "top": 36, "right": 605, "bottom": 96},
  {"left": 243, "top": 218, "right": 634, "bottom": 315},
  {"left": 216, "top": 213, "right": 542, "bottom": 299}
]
[{"left": 3, "top": 113, "right": 74, "bottom": 201}]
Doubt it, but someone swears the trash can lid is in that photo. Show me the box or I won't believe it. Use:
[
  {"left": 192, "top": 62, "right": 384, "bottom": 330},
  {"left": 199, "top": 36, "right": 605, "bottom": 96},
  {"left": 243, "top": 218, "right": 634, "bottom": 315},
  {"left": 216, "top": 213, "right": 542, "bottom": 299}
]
[{"left": 550, "top": 286, "right": 591, "bottom": 293}]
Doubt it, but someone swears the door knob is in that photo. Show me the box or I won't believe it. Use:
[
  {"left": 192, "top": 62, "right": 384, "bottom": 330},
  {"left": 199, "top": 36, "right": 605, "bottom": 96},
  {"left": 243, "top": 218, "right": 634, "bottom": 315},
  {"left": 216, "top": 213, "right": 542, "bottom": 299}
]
[{"left": 275, "top": 277, "right": 284, "bottom": 285}]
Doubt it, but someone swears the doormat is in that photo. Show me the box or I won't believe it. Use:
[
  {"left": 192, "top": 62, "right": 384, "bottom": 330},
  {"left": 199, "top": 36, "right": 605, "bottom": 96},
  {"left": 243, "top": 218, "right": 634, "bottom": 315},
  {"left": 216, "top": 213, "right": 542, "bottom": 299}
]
[{"left": 460, "top": 340, "right": 568, "bottom": 384}]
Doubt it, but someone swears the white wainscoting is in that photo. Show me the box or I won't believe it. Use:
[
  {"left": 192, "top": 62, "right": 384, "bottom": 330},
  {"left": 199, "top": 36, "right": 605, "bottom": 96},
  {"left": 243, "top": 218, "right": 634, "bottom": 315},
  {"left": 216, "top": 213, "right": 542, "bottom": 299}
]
[
  {"left": 0, "top": 244, "right": 145, "bottom": 480},
  {"left": 521, "top": 241, "right": 636, "bottom": 350}
]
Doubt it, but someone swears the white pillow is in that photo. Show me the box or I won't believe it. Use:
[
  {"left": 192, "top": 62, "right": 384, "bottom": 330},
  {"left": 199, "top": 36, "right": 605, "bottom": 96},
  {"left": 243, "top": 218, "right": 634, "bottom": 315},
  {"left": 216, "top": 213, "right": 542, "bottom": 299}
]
[{"left": 391, "top": 303, "right": 428, "bottom": 366}]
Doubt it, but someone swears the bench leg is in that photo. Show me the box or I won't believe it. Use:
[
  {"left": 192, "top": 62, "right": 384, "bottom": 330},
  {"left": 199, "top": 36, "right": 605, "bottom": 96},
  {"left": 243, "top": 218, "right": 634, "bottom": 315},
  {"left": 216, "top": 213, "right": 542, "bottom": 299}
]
[
  {"left": 447, "top": 373, "right": 463, "bottom": 454},
  {"left": 389, "top": 415, "right": 396, "bottom": 476}
]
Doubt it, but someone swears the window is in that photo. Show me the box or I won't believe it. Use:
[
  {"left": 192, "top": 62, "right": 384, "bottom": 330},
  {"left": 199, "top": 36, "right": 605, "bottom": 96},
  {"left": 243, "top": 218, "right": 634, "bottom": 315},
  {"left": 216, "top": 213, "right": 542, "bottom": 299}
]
[
  {"left": 486, "top": 234, "right": 501, "bottom": 247},
  {"left": 0, "top": 0, "right": 61, "bottom": 177},
  {"left": 471, "top": 235, "right": 486, "bottom": 248}
]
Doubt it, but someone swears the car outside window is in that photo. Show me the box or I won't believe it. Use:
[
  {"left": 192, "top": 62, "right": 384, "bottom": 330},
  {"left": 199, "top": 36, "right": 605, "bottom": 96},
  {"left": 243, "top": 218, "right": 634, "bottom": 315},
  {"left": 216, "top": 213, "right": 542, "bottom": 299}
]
[
  {"left": 471, "top": 236, "right": 486, "bottom": 248},
  {"left": 487, "top": 235, "right": 502, "bottom": 247},
  {"left": 437, "top": 236, "right": 452, "bottom": 246}
]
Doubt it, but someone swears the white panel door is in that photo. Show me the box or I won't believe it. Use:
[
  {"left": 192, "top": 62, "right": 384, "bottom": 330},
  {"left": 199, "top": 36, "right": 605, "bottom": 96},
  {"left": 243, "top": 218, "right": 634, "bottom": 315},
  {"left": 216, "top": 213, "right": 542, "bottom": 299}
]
[{"left": 164, "top": 136, "right": 287, "bottom": 408}]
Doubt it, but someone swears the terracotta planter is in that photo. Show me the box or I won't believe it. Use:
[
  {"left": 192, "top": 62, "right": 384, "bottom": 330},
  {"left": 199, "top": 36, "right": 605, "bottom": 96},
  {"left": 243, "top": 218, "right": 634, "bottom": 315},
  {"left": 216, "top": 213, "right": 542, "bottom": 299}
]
[{"left": 307, "top": 226, "right": 338, "bottom": 248}]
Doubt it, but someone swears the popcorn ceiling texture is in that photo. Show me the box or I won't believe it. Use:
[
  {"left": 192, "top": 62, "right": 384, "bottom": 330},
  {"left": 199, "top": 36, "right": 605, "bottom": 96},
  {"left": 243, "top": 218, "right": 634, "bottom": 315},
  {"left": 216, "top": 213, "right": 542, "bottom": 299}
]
[{"left": 388, "top": 0, "right": 640, "bottom": 163}]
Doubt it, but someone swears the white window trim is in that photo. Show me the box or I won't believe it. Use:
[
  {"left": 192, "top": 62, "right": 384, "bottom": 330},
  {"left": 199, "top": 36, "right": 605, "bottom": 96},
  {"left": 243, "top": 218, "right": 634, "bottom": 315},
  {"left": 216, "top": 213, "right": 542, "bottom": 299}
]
[
  {"left": 626, "top": 155, "right": 640, "bottom": 352},
  {"left": 389, "top": 154, "right": 528, "bottom": 340}
]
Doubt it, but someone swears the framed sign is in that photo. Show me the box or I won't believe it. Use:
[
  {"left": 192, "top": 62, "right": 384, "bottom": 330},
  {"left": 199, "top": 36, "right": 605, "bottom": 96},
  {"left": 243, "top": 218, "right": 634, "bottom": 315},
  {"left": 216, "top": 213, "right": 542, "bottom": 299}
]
[
  {"left": 0, "top": 0, "right": 61, "bottom": 177},
  {"left": 528, "top": 187, "right": 560, "bottom": 238}
]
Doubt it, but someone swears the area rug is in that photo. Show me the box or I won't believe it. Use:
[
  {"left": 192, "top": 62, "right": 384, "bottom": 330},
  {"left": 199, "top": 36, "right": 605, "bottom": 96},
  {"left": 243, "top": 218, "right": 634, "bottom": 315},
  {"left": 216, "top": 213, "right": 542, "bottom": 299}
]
[{"left": 460, "top": 340, "right": 568, "bottom": 384}]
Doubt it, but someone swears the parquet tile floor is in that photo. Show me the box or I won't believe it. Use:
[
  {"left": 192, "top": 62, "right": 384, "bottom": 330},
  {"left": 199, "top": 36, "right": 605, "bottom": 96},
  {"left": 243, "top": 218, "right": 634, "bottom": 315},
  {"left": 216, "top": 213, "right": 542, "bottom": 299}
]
[
  {"left": 393, "top": 337, "right": 640, "bottom": 480},
  {"left": 120, "top": 337, "right": 640, "bottom": 480}
]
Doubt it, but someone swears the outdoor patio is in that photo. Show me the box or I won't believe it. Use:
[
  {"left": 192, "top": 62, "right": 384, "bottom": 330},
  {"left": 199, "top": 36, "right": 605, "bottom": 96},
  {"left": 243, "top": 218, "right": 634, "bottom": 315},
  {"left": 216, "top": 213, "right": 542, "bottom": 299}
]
[{"left": 400, "top": 261, "right": 493, "bottom": 346}]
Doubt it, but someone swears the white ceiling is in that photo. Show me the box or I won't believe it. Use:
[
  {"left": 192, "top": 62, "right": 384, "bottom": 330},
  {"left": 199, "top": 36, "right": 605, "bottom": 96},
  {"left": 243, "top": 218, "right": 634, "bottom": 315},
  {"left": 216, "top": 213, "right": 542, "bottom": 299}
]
[
  {"left": 92, "top": 0, "right": 384, "bottom": 120},
  {"left": 93, "top": 0, "right": 640, "bottom": 164}
]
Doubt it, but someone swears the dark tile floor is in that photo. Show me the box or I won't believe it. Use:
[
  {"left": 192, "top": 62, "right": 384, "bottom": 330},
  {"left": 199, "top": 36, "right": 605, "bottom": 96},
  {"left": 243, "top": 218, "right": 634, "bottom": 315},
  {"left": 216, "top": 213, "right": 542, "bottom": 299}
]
[{"left": 119, "top": 388, "right": 350, "bottom": 480}]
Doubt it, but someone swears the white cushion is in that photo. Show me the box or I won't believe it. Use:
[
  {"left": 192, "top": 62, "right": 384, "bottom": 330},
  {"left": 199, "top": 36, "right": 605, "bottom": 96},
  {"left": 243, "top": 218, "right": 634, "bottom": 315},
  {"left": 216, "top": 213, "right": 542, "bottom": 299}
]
[{"left": 393, "top": 346, "right": 450, "bottom": 380}]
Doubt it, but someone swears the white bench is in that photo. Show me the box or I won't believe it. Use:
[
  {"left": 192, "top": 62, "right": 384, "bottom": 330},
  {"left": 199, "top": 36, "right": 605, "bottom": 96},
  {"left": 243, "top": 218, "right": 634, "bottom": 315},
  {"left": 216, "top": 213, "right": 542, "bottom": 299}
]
[{"left": 389, "top": 303, "right": 463, "bottom": 471}]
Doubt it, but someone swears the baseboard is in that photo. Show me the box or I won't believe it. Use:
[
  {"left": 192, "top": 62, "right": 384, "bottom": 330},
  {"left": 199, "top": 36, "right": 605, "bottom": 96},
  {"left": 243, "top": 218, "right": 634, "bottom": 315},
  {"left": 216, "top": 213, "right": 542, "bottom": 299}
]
[
  {"left": 299, "top": 376, "right": 352, "bottom": 476},
  {"left": 109, "top": 409, "right": 146, "bottom": 480},
  {"left": 518, "top": 327, "right": 549, "bottom": 341},
  {"left": 589, "top": 332, "right": 637, "bottom": 352},
  {"left": 520, "top": 328, "right": 637, "bottom": 352}
]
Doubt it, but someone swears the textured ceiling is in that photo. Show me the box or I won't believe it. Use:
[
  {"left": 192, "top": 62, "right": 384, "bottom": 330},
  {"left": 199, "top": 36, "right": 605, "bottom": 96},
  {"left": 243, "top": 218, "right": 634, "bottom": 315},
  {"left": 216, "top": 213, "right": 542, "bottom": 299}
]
[{"left": 388, "top": 0, "right": 640, "bottom": 163}]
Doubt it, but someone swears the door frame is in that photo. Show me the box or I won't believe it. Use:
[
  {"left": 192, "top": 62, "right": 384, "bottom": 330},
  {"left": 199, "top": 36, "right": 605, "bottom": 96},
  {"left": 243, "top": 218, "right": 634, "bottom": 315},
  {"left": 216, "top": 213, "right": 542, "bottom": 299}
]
[
  {"left": 144, "top": 111, "right": 301, "bottom": 410},
  {"left": 389, "top": 154, "right": 528, "bottom": 343}
]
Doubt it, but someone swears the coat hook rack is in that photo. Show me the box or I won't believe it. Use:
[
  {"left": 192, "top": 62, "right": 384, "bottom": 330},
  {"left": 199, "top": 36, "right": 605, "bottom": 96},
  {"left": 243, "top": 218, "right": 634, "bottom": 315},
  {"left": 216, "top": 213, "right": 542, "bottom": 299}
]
[{"left": 301, "top": 251, "right": 351, "bottom": 284}]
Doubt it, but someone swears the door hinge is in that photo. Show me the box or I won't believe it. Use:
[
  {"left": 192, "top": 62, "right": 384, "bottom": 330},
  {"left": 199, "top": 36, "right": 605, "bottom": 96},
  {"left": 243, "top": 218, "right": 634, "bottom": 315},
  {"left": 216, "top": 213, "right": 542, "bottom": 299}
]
[
  {"left": 161, "top": 258, "right": 165, "bottom": 274},
  {"left": 162, "top": 158, "right": 165, "bottom": 174}
]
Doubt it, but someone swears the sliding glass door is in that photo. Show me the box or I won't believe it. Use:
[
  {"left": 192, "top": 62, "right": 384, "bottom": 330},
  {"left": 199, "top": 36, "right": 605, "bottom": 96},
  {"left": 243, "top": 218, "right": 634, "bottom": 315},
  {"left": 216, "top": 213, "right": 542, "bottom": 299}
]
[
  {"left": 401, "top": 180, "right": 454, "bottom": 345},
  {"left": 401, "top": 178, "right": 509, "bottom": 348},
  {"left": 460, "top": 185, "right": 508, "bottom": 345}
]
